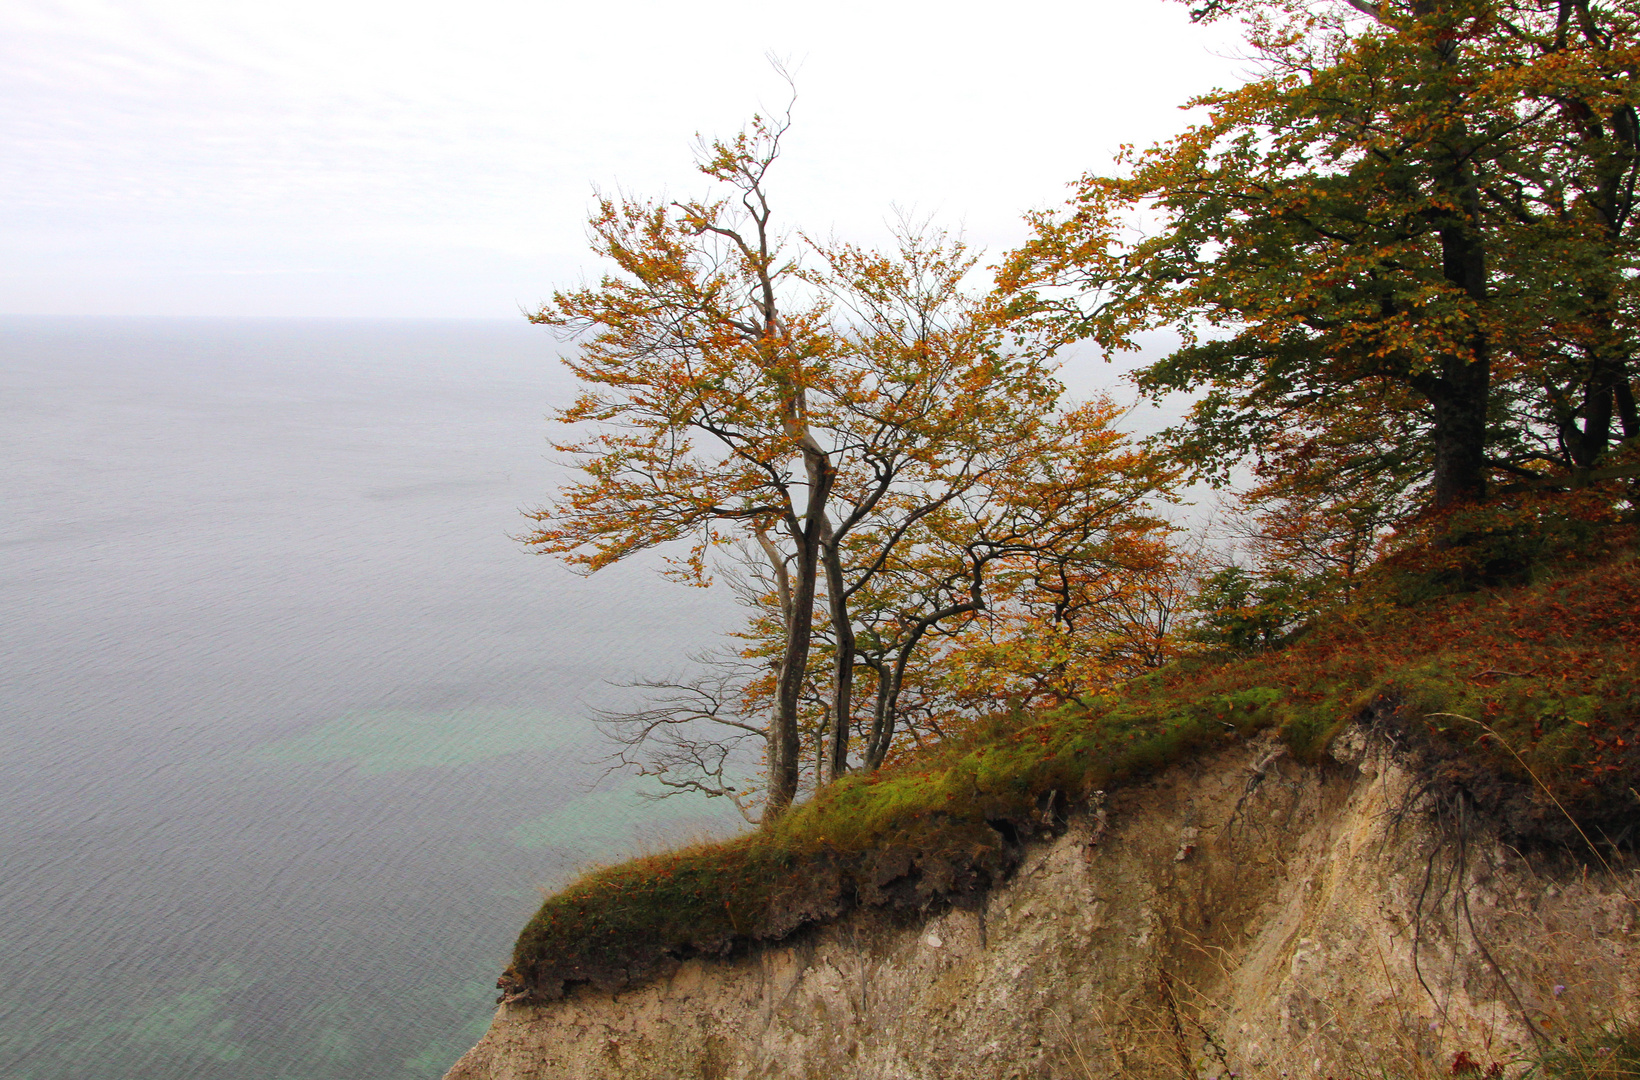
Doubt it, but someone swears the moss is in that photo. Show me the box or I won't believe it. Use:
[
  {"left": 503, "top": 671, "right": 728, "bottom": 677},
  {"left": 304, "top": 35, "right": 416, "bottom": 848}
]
[{"left": 503, "top": 550, "right": 1640, "bottom": 1003}]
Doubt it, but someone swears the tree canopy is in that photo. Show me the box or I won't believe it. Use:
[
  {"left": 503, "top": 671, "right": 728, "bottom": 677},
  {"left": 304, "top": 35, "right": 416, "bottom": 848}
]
[
  {"left": 1002, "top": 0, "right": 1640, "bottom": 514},
  {"left": 525, "top": 110, "right": 1179, "bottom": 816}
]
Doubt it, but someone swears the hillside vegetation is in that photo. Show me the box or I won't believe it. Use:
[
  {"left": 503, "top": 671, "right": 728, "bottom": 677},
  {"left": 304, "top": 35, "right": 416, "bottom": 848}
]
[{"left": 502, "top": 515, "right": 1640, "bottom": 1005}]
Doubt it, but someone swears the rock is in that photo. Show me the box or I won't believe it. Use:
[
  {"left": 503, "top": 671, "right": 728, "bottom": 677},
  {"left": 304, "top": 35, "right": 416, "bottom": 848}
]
[{"left": 444, "top": 733, "right": 1639, "bottom": 1080}]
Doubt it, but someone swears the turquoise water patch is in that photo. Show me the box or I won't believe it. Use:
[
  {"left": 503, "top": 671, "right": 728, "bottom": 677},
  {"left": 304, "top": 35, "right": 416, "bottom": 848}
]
[
  {"left": 127, "top": 965, "right": 248, "bottom": 1064},
  {"left": 4, "top": 963, "right": 253, "bottom": 1080},
  {"left": 3, "top": 958, "right": 500, "bottom": 1080},
  {"left": 251, "top": 708, "right": 581, "bottom": 774}
]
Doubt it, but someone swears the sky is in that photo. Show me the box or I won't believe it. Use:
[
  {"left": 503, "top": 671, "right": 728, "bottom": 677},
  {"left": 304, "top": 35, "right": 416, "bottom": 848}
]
[{"left": 2, "top": 0, "right": 1251, "bottom": 318}]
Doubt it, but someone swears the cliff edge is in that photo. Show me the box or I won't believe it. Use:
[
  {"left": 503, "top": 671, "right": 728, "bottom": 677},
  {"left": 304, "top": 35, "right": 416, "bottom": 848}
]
[{"left": 444, "top": 726, "right": 1638, "bottom": 1079}]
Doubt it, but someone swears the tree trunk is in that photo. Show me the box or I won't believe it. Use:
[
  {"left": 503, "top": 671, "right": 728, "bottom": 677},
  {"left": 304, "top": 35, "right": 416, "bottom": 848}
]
[
  {"left": 819, "top": 533, "right": 854, "bottom": 783},
  {"left": 1427, "top": 355, "right": 1491, "bottom": 507},
  {"left": 1617, "top": 378, "right": 1639, "bottom": 441},
  {"left": 862, "top": 657, "right": 896, "bottom": 772},
  {"left": 1426, "top": 143, "right": 1492, "bottom": 508},
  {"left": 766, "top": 443, "right": 835, "bottom": 817},
  {"left": 1558, "top": 279, "right": 1631, "bottom": 470},
  {"left": 862, "top": 661, "right": 905, "bottom": 771},
  {"left": 767, "top": 521, "right": 818, "bottom": 815},
  {"left": 1578, "top": 355, "right": 1621, "bottom": 469}
]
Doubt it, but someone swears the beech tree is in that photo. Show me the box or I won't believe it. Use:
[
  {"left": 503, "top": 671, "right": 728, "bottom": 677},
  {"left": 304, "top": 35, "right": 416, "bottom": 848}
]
[
  {"left": 851, "top": 399, "right": 1181, "bottom": 766},
  {"left": 522, "top": 111, "right": 832, "bottom": 815},
  {"left": 927, "top": 505, "right": 1199, "bottom": 713},
  {"left": 799, "top": 230, "right": 1068, "bottom": 779},
  {"left": 523, "top": 112, "right": 1072, "bottom": 814},
  {"left": 527, "top": 111, "right": 1183, "bottom": 814},
  {"left": 1002, "top": 0, "right": 1640, "bottom": 515}
]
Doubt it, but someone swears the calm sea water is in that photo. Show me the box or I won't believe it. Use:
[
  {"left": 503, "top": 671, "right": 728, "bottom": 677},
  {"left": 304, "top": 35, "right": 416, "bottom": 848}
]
[{"left": 0, "top": 318, "right": 743, "bottom": 1079}]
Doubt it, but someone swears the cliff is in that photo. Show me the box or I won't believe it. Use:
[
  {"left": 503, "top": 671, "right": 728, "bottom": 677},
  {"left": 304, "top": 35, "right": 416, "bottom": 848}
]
[{"left": 444, "top": 724, "right": 1638, "bottom": 1079}]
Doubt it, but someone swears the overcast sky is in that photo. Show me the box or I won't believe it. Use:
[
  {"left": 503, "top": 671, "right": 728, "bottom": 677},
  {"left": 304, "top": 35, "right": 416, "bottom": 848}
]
[{"left": 2, "top": 0, "right": 1250, "bottom": 318}]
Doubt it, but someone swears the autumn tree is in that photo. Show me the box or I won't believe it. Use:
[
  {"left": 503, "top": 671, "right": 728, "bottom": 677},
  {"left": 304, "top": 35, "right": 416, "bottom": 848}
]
[
  {"left": 1002, "top": 0, "right": 1640, "bottom": 521},
  {"left": 527, "top": 108, "right": 1185, "bottom": 814},
  {"left": 725, "top": 236, "right": 1182, "bottom": 777},
  {"left": 930, "top": 505, "right": 1200, "bottom": 710},
  {"left": 1191, "top": 385, "right": 1426, "bottom": 633},
  {"left": 522, "top": 110, "right": 833, "bottom": 815},
  {"left": 711, "top": 391, "right": 1185, "bottom": 773},
  {"left": 797, "top": 229, "right": 1074, "bottom": 779},
  {"left": 1491, "top": 0, "right": 1640, "bottom": 477},
  {"left": 523, "top": 112, "right": 1074, "bottom": 814}
]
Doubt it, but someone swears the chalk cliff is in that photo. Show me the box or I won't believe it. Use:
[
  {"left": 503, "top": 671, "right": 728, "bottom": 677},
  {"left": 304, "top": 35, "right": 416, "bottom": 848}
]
[{"left": 445, "top": 727, "right": 1637, "bottom": 1079}]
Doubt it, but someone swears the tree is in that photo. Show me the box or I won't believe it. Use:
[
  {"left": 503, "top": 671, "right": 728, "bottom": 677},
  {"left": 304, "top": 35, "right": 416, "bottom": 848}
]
[
  {"left": 1001, "top": 0, "right": 1640, "bottom": 518},
  {"left": 823, "top": 397, "right": 1180, "bottom": 768},
  {"left": 1215, "top": 384, "right": 1425, "bottom": 601},
  {"left": 523, "top": 111, "right": 1083, "bottom": 814},
  {"left": 522, "top": 109, "right": 833, "bottom": 815},
  {"left": 527, "top": 108, "right": 1186, "bottom": 815},
  {"left": 944, "top": 507, "right": 1201, "bottom": 700},
  {"left": 1484, "top": 0, "right": 1640, "bottom": 477}
]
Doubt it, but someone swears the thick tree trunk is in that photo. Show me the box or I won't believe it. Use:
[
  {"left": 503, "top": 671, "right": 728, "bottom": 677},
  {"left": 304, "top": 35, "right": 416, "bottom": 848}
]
[
  {"left": 1578, "top": 356, "right": 1620, "bottom": 468},
  {"left": 1617, "top": 378, "right": 1640, "bottom": 441},
  {"left": 1561, "top": 283, "right": 1631, "bottom": 470},
  {"left": 1426, "top": 150, "right": 1492, "bottom": 508},
  {"left": 1427, "top": 355, "right": 1491, "bottom": 507},
  {"left": 1569, "top": 303, "right": 1634, "bottom": 469}
]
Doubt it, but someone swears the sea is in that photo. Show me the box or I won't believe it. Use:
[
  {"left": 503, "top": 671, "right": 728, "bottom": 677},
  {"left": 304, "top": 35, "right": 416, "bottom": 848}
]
[{"left": 0, "top": 318, "right": 746, "bottom": 1080}]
